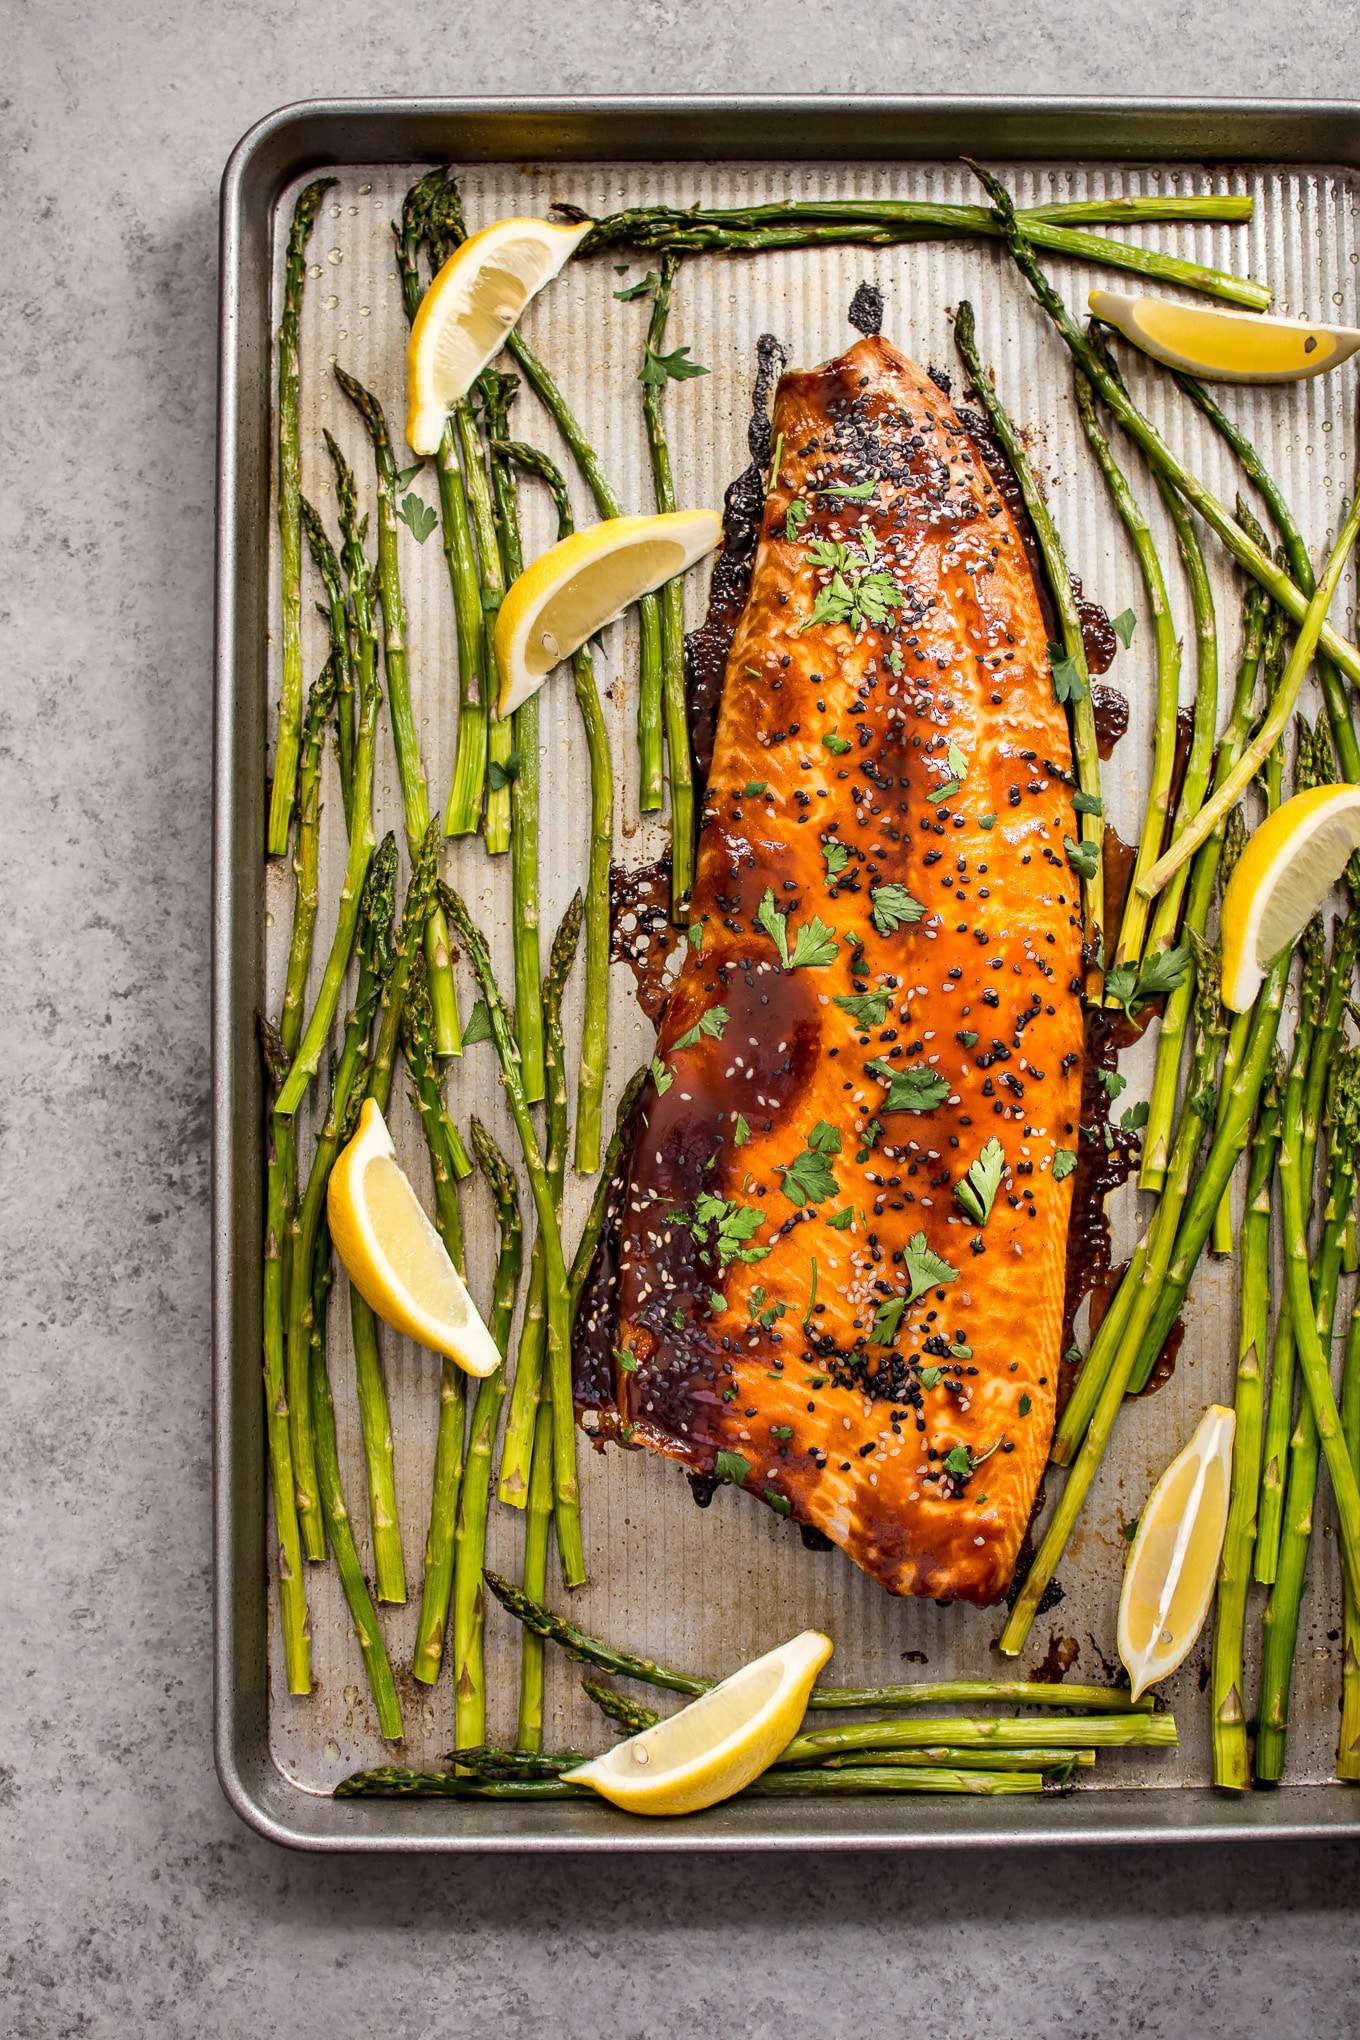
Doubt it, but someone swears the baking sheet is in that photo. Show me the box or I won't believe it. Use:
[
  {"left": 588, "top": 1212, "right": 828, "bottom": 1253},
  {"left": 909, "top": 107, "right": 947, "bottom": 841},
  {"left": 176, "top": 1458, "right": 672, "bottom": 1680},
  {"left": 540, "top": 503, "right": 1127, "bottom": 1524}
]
[{"left": 218, "top": 104, "right": 1360, "bottom": 1845}]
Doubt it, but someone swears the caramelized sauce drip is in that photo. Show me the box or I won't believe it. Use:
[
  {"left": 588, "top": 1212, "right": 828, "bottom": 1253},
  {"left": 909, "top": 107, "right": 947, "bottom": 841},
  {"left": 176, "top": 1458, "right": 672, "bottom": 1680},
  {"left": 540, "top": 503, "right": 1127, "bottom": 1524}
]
[
  {"left": 610, "top": 858, "right": 682, "bottom": 1025},
  {"left": 1092, "top": 683, "right": 1129, "bottom": 760}
]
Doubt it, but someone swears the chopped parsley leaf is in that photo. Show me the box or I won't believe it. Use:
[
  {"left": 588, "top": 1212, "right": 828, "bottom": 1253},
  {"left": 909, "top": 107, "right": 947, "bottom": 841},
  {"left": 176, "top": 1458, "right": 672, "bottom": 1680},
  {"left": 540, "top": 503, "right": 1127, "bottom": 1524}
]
[
  {"left": 835, "top": 986, "right": 893, "bottom": 1029},
  {"left": 871, "top": 883, "right": 926, "bottom": 935},
  {"left": 866, "top": 1058, "right": 950, "bottom": 1113},
  {"left": 713, "top": 1449, "right": 750, "bottom": 1487},
  {"left": 822, "top": 731, "right": 852, "bottom": 755},
  {"left": 1052, "top": 1147, "right": 1078, "bottom": 1181},
  {"left": 671, "top": 1005, "right": 729, "bottom": 1052},
  {"left": 954, "top": 1134, "right": 1006, "bottom": 1226}
]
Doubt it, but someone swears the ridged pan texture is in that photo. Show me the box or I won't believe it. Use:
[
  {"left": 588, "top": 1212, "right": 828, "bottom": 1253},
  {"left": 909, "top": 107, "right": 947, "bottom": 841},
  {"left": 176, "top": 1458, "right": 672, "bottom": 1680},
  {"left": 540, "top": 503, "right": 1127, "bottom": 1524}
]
[{"left": 575, "top": 333, "right": 1084, "bottom": 1604}]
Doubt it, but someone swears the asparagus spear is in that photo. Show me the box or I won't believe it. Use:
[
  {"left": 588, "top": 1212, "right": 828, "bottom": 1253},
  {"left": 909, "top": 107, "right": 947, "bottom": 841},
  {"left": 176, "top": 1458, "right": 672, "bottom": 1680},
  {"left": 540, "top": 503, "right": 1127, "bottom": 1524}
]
[
  {"left": 574, "top": 197, "right": 1267, "bottom": 308},
  {"left": 275, "top": 657, "right": 339, "bottom": 1560},
  {"left": 480, "top": 373, "right": 546, "bottom": 1101},
  {"left": 335, "top": 1762, "right": 1055, "bottom": 1799},
  {"left": 953, "top": 301, "right": 1103, "bottom": 967},
  {"left": 300, "top": 496, "right": 355, "bottom": 832},
  {"left": 483, "top": 1573, "right": 1151, "bottom": 1709},
  {"left": 284, "top": 838, "right": 397, "bottom": 1567},
  {"left": 266, "top": 176, "right": 334, "bottom": 857},
  {"left": 275, "top": 439, "right": 382, "bottom": 1119},
  {"left": 516, "top": 1398, "right": 556, "bottom": 1752},
  {"left": 780, "top": 1712, "right": 1176, "bottom": 1763},
  {"left": 257, "top": 1017, "right": 311, "bottom": 1694},
  {"left": 335, "top": 365, "right": 462, "bottom": 1056},
  {"left": 1143, "top": 477, "right": 1219, "bottom": 959},
  {"left": 1138, "top": 491, "right": 1360, "bottom": 901},
  {"left": 1256, "top": 897, "right": 1328, "bottom": 1584},
  {"left": 452, "top": 1120, "right": 524, "bottom": 1751},
  {"left": 582, "top": 1677, "right": 658, "bottom": 1733},
  {"left": 963, "top": 160, "right": 1360, "bottom": 685},
  {"left": 1340, "top": 1277, "right": 1360, "bottom": 1779},
  {"left": 819, "top": 1746, "right": 1095, "bottom": 1773},
  {"left": 308, "top": 1212, "right": 404, "bottom": 1740},
  {"left": 567, "top": 1066, "right": 649, "bottom": 1317},
  {"left": 441, "top": 888, "right": 587, "bottom": 1586},
  {"left": 405, "top": 956, "right": 472, "bottom": 1685},
  {"left": 498, "top": 438, "right": 616, "bottom": 1173},
  {"left": 1072, "top": 363, "right": 1180, "bottom": 978},
  {"left": 501, "top": 323, "right": 665, "bottom": 811},
  {"left": 639, "top": 253, "right": 696, "bottom": 917},
  {"left": 496, "top": 895, "right": 579, "bottom": 1508},
  {"left": 1002, "top": 948, "right": 1290, "bottom": 1655},
  {"left": 394, "top": 172, "right": 489, "bottom": 839},
  {"left": 1211, "top": 1057, "right": 1282, "bottom": 1789},
  {"left": 1256, "top": 1052, "right": 1358, "bottom": 1781},
  {"left": 1134, "top": 555, "right": 1261, "bottom": 1196},
  {"left": 347, "top": 823, "right": 442, "bottom": 1604},
  {"left": 1172, "top": 371, "right": 1360, "bottom": 781}
]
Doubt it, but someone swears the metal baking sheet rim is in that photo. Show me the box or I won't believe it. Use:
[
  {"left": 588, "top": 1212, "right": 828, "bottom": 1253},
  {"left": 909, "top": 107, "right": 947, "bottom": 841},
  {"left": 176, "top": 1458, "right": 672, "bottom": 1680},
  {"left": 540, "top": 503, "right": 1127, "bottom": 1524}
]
[{"left": 213, "top": 93, "right": 1360, "bottom": 1852}]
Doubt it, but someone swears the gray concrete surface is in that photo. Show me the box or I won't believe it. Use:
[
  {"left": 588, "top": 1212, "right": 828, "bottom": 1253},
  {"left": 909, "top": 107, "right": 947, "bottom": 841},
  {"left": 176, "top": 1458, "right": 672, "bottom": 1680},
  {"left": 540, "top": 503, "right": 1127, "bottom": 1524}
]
[{"left": 6, "top": 6, "right": 1360, "bottom": 2035}]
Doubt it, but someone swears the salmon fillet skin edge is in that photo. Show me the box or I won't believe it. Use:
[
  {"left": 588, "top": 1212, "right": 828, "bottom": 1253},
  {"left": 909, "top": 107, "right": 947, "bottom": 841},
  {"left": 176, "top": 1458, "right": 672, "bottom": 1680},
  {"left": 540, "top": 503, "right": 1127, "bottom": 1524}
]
[{"left": 575, "top": 332, "right": 1084, "bottom": 1605}]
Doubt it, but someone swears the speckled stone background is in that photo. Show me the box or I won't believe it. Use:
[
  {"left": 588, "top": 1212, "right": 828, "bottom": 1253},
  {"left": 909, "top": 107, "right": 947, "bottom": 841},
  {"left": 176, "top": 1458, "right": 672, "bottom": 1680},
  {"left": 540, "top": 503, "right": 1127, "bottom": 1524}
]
[{"left": 6, "top": 7, "right": 1360, "bottom": 2035}]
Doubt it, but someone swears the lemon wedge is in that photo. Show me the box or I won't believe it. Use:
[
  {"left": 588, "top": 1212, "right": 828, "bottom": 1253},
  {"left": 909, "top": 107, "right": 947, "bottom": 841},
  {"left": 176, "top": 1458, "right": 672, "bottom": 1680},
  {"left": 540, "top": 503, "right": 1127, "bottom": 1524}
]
[
  {"left": 1118, "top": 1404, "right": 1235, "bottom": 1702},
  {"left": 1089, "top": 289, "right": 1360, "bottom": 385},
  {"left": 327, "top": 1098, "right": 501, "bottom": 1376},
  {"left": 405, "top": 216, "right": 591, "bottom": 455},
  {"left": 1219, "top": 783, "right": 1360, "bottom": 1012},
  {"left": 566, "top": 1630, "right": 833, "bottom": 1816},
  {"left": 494, "top": 510, "right": 722, "bottom": 718}
]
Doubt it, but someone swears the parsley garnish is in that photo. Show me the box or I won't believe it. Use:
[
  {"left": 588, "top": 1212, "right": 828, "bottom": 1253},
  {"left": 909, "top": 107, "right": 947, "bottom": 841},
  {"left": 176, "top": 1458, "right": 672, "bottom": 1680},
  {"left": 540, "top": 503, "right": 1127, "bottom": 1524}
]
[
  {"left": 822, "top": 840, "right": 850, "bottom": 881},
  {"left": 835, "top": 987, "right": 892, "bottom": 1029},
  {"left": 903, "top": 1230, "right": 958, "bottom": 1302},
  {"left": 650, "top": 1055, "right": 673, "bottom": 1096},
  {"left": 394, "top": 461, "right": 426, "bottom": 490},
  {"left": 765, "top": 1490, "right": 792, "bottom": 1517},
  {"left": 919, "top": 1365, "right": 943, "bottom": 1389},
  {"left": 640, "top": 343, "right": 708, "bottom": 385},
  {"left": 871, "top": 884, "right": 926, "bottom": 935},
  {"left": 488, "top": 749, "right": 520, "bottom": 791},
  {"left": 613, "top": 270, "right": 659, "bottom": 301},
  {"left": 713, "top": 1449, "right": 750, "bottom": 1487},
  {"left": 1049, "top": 642, "right": 1088, "bottom": 704},
  {"left": 756, "top": 887, "right": 838, "bottom": 969},
  {"left": 944, "top": 1444, "right": 975, "bottom": 1479},
  {"left": 1064, "top": 834, "right": 1100, "bottom": 880},
  {"left": 818, "top": 478, "right": 877, "bottom": 500},
  {"left": 1072, "top": 789, "right": 1104, "bottom": 817},
  {"left": 672, "top": 1005, "right": 729, "bottom": 1053},
  {"left": 826, "top": 1206, "right": 854, "bottom": 1231},
  {"left": 954, "top": 1134, "right": 1006, "bottom": 1226},
  {"left": 1098, "top": 1068, "right": 1127, "bottom": 1101},
  {"left": 1105, "top": 943, "right": 1191, "bottom": 1019},
  {"left": 822, "top": 731, "right": 852, "bottom": 755},
  {"left": 461, "top": 999, "right": 492, "bottom": 1046},
  {"left": 744, "top": 780, "right": 768, "bottom": 798},
  {"left": 747, "top": 1285, "right": 786, "bottom": 1329},
  {"left": 615, "top": 1348, "right": 640, "bottom": 1374},
  {"left": 779, "top": 1121, "right": 842, "bottom": 1206},
  {"left": 855, "top": 1118, "right": 882, "bottom": 1164},
  {"left": 1111, "top": 607, "right": 1137, "bottom": 648},
  {"left": 397, "top": 492, "right": 438, "bottom": 544},
  {"left": 733, "top": 1112, "right": 750, "bottom": 1148},
  {"left": 796, "top": 537, "right": 903, "bottom": 635},
  {"left": 676, "top": 1193, "right": 770, "bottom": 1268},
  {"left": 866, "top": 1059, "right": 950, "bottom": 1113},
  {"left": 870, "top": 1296, "right": 907, "bottom": 1345},
  {"left": 785, "top": 498, "right": 809, "bottom": 543},
  {"left": 1018, "top": 1392, "right": 1032, "bottom": 1416},
  {"left": 1052, "top": 1148, "right": 1077, "bottom": 1181},
  {"left": 687, "top": 920, "right": 704, "bottom": 952},
  {"left": 803, "top": 1256, "right": 819, "bottom": 1327},
  {"left": 956, "top": 1029, "right": 979, "bottom": 1049}
]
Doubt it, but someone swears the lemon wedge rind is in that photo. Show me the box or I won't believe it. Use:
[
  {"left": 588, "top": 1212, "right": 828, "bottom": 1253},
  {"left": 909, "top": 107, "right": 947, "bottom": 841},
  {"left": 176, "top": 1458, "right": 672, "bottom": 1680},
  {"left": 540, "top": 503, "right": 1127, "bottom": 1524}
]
[
  {"left": 1118, "top": 1404, "right": 1236, "bottom": 1702},
  {"left": 1219, "top": 783, "right": 1360, "bottom": 1013},
  {"left": 1089, "top": 289, "right": 1360, "bottom": 385}
]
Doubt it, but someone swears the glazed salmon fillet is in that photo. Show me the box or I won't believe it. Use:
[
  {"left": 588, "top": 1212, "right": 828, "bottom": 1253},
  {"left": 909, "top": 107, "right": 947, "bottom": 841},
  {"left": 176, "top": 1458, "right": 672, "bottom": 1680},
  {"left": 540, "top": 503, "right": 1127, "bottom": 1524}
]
[{"left": 576, "top": 332, "right": 1084, "bottom": 1604}]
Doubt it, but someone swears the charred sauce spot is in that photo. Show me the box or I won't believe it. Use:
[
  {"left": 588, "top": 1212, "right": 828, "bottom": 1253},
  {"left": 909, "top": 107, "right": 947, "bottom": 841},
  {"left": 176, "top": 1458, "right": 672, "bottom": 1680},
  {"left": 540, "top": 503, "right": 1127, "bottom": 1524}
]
[
  {"left": 1032, "top": 1631, "right": 1081, "bottom": 1683},
  {"left": 1092, "top": 683, "right": 1129, "bottom": 760},
  {"left": 611, "top": 858, "right": 683, "bottom": 1025}
]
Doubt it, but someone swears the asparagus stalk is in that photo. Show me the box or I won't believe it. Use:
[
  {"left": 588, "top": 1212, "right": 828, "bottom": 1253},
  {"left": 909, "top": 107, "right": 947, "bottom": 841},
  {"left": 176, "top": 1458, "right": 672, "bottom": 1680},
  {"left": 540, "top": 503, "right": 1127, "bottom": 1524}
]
[
  {"left": 275, "top": 439, "right": 382, "bottom": 1119},
  {"left": 266, "top": 176, "right": 334, "bottom": 857},
  {"left": 639, "top": 254, "right": 696, "bottom": 917},
  {"left": 568, "top": 1066, "right": 649, "bottom": 1317},
  {"left": 516, "top": 1398, "right": 556, "bottom": 1751},
  {"left": 1255, "top": 1053, "right": 1357, "bottom": 1782},
  {"left": 1072, "top": 364, "right": 1180, "bottom": 977},
  {"left": 1173, "top": 371, "right": 1360, "bottom": 781},
  {"left": 480, "top": 375, "right": 546, "bottom": 1101},
  {"left": 819, "top": 1746, "right": 1095, "bottom": 1773},
  {"left": 1138, "top": 491, "right": 1360, "bottom": 902},
  {"left": 1340, "top": 1278, "right": 1360, "bottom": 1779},
  {"left": 502, "top": 321, "right": 666, "bottom": 810},
  {"left": 496, "top": 896, "right": 579, "bottom": 1506},
  {"left": 1135, "top": 559, "right": 1261, "bottom": 1196},
  {"left": 483, "top": 1572, "right": 1151, "bottom": 1710},
  {"left": 1002, "top": 951, "right": 1290, "bottom": 1655},
  {"left": 954, "top": 301, "right": 1103, "bottom": 966},
  {"left": 348, "top": 824, "right": 442, "bottom": 1604},
  {"left": 275, "top": 657, "right": 339, "bottom": 1560},
  {"left": 335, "top": 1762, "right": 1055, "bottom": 1799},
  {"left": 394, "top": 172, "right": 490, "bottom": 839},
  {"left": 405, "top": 956, "right": 472, "bottom": 1685},
  {"left": 963, "top": 160, "right": 1360, "bottom": 684},
  {"left": 441, "top": 888, "right": 587, "bottom": 1586},
  {"left": 1211, "top": 1058, "right": 1282, "bottom": 1789},
  {"left": 308, "top": 1213, "right": 404, "bottom": 1740},
  {"left": 1256, "top": 901, "right": 1327, "bottom": 1585},
  {"left": 300, "top": 497, "right": 355, "bottom": 832},
  {"left": 582, "top": 1677, "right": 658, "bottom": 1732},
  {"left": 780, "top": 1712, "right": 1176, "bottom": 1764},
  {"left": 1209, "top": 808, "right": 1255, "bottom": 1256},
  {"left": 284, "top": 838, "right": 397, "bottom": 1566},
  {"left": 574, "top": 197, "right": 1267, "bottom": 308},
  {"left": 452, "top": 1120, "right": 524, "bottom": 1751},
  {"left": 436, "top": 1745, "right": 589, "bottom": 1779},
  {"left": 499, "top": 438, "right": 616, "bottom": 1173},
  {"left": 257, "top": 1017, "right": 311, "bottom": 1694},
  {"left": 335, "top": 365, "right": 462, "bottom": 1056},
  {"left": 1143, "top": 477, "right": 1219, "bottom": 959}
]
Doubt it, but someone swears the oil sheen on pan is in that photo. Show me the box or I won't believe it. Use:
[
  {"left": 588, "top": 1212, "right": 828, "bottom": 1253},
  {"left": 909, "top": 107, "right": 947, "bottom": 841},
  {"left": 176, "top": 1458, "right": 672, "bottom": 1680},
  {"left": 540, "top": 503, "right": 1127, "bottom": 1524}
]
[{"left": 574, "top": 333, "right": 1084, "bottom": 1606}]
